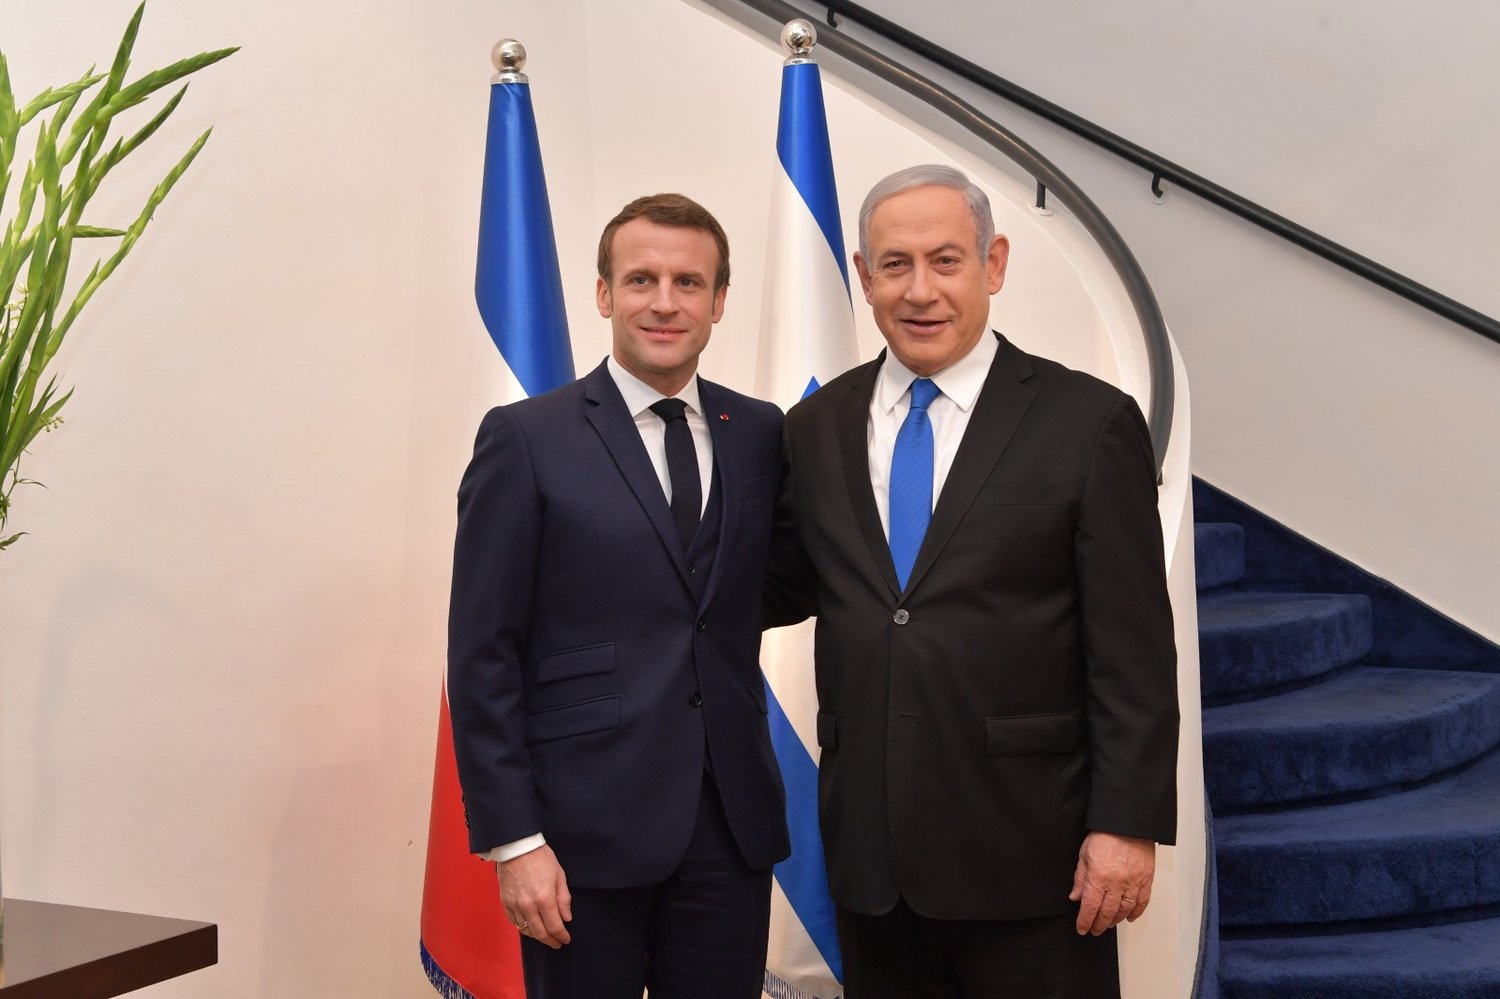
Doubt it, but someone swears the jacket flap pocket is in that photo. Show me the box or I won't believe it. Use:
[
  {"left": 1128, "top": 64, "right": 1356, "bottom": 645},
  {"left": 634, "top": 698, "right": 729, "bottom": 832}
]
[
  {"left": 985, "top": 712, "right": 1079, "bottom": 756},
  {"left": 817, "top": 711, "right": 838, "bottom": 749},
  {"left": 524, "top": 695, "right": 621, "bottom": 744},
  {"left": 537, "top": 643, "right": 615, "bottom": 684}
]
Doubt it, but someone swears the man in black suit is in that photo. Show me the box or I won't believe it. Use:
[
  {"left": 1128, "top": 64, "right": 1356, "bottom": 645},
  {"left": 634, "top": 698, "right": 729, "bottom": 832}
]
[
  {"left": 448, "top": 193, "right": 789, "bottom": 999},
  {"left": 766, "top": 164, "right": 1178, "bottom": 998}
]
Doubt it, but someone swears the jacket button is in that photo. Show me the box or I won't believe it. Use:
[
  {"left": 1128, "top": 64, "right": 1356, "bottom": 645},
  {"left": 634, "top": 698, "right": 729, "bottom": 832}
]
[
  {"left": 893, "top": 609, "right": 910, "bottom": 625},
  {"left": 689, "top": 691, "right": 704, "bottom": 707},
  {"left": 697, "top": 618, "right": 707, "bottom": 632},
  {"left": 687, "top": 562, "right": 696, "bottom": 575}
]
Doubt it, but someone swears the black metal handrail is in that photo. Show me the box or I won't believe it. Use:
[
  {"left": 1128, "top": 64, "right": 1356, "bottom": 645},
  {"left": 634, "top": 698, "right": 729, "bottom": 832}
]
[
  {"left": 723, "top": 0, "right": 1177, "bottom": 477},
  {"left": 818, "top": 0, "right": 1500, "bottom": 349}
]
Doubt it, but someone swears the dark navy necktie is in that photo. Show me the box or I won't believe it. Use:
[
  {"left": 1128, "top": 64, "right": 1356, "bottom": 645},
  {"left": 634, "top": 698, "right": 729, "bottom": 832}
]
[
  {"left": 888, "top": 377, "right": 940, "bottom": 590},
  {"left": 650, "top": 398, "right": 701, "bottom": 552}
]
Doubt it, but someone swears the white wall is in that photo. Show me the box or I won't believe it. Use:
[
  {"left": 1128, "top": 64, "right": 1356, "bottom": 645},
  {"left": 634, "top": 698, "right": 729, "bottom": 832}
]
[
  {"left": 0, "top": 1, "right": 594, "bottom": 995},
  {"left": 0, "top": 1, "right": 1202, "bottom": 995},
  {"left": 841, "top": 0, "right": 1500, "bottom": 641}
]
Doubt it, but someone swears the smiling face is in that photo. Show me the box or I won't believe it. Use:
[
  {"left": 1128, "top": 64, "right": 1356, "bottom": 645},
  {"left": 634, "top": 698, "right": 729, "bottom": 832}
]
[
  {"left": 597, "top": 218, "right": 727, "bottom": 396},
  {"left": 853, "top": 184, "right": 1009, "bottom": 377}
]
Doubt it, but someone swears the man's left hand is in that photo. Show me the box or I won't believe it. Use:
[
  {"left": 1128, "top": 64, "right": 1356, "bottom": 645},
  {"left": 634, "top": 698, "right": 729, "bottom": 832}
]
[{"left": 1068, "top": 831, "right": 1156, "bottom": 936}]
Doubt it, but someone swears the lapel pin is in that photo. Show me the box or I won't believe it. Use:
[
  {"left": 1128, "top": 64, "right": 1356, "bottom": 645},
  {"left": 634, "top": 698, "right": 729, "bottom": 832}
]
[{"left": 719, "top": 413, "right": 730, "bottom": 421}]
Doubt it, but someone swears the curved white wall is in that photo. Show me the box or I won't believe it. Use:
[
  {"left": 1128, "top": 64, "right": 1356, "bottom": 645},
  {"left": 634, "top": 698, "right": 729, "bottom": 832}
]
[{"left": 0, "top": 0, "right": 1201, "bottom": 995}]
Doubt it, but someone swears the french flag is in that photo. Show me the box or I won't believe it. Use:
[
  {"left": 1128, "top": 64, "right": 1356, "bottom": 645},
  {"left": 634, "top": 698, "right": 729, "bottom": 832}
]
[
  {"left": 757, "top": 34, "right": 856, "bottom": 999},
  {"left": 420, "top": 45, "right": 573, "bottom": 999}
]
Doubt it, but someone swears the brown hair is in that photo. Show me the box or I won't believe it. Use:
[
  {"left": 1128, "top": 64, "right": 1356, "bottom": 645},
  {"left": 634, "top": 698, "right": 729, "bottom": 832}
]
[{"left": 597, "top": 193, "right": 730, "bottom": 292}]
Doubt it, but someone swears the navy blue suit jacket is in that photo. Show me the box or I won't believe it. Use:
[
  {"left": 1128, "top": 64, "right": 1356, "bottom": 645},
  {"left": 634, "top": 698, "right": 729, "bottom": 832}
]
[{"left": 448, "top": 359, "right": 790, "bottom": 888}]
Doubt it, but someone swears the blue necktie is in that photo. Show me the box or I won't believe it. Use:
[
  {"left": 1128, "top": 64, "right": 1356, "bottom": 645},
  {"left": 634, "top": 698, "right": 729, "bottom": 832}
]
[{"left": 888, "top": 377, "right": 940, "bottom": 591}]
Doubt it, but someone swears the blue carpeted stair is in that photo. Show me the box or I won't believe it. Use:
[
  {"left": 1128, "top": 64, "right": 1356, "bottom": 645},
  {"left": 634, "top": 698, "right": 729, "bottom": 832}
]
[
  {"left": 1222, "top": 916, "right": 1500, "bottom": 999},
  {"left": 1200, "top": 591, "right": 1373, "bottom": 699},
  {"left": 1193, "top": 479, "right": 1500, "bottom": 998}
]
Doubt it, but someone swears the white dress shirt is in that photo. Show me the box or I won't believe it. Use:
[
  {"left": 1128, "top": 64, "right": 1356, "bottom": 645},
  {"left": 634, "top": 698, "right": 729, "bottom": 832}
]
[
  {"left": 607, "top": 356, "right": 714, "bottom": 515},
  {"left": 485, "top": 358, "right": 713, "bottom": 864},
  {"left": 868, "top": 330, "right": 999, "bottom": 538}
]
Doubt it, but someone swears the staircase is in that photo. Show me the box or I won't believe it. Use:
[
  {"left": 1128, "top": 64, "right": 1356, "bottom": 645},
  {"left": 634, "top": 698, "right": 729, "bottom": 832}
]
[{"left": 1193, "top": 479, "right": 1500, "bottom": 998}]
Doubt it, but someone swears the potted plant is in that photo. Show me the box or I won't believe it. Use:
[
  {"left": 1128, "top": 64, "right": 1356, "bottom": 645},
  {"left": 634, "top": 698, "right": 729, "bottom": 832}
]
[{"left": 0, "top": 0, "right": 235, "bottom": 936}]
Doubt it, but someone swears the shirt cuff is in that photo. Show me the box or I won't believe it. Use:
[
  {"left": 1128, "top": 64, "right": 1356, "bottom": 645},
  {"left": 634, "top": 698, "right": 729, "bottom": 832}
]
[{"left": 484, "top": 834, "right": 546, "bottom": 864}]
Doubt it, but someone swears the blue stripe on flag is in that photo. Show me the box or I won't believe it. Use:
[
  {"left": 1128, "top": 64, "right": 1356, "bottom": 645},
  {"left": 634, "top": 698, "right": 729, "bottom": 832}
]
[
  {"left": 766, "top": 683, "right": 844, "bottom": 982},
  {"left": 475, "top": 83, "right": 575, "bottom": 395},
  {"left": 776, "top": 64, "right": 850, "bottom": 293}
]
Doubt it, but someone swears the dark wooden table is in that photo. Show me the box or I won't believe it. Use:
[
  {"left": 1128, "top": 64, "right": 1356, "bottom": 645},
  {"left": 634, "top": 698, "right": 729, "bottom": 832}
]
[{"left": 0, "top": 899, "right": 216, "bottom": 998}]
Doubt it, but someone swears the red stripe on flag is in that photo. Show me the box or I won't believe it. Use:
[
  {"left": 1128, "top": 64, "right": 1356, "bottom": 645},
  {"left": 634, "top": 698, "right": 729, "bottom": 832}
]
[{"left": 420, "top": 689, "right": 526, "bottom": 998}]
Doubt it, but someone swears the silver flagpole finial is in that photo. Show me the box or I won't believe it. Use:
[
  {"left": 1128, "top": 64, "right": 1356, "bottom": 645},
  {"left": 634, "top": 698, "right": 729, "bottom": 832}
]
[
  {"left": 492, "top": 39, "right": 528, "bottom": 83},
  {"left": 781, "top": 19, "right": 817, "bottom": 65}
]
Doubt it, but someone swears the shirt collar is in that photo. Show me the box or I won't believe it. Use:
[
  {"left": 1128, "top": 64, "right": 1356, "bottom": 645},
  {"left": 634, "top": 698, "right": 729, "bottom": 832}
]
[
  {"left": 607, "top": 355, "right": 703, "bottom": 417},
  {"left": 875, "top": 329, "right": 999, "bottom": 414}
]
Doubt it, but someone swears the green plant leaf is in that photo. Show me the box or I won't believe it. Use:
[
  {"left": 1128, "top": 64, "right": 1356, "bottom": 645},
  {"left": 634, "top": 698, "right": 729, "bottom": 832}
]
[
  {"left": 0, "top": 53, "right": 18, "bottom": 207},
  {"left": 0, "top": 53, "right": 15, "bottom": 130},
  {"left": 36, "top": 384, "right": 72, "bottom": 426},
  {"left": 1, "top": 4, "right": 235, "bottom": 546},
  {"left": 102, "top": 47, "right": 238, "bottom": 117},
  {"left": 0, "top": 223, "right": 35, "bottom": 309},
  {"left": 78, "top": 84, "right": 188, "bottom": 203},
  {"left": 46, "top": 129, "right": 212, "bottom": 357},
  {"left": 18, "top": 72, "right": 105, "bottom": 128},
  {"left": 117, "top": 82, "right": 186, "bottom": 162},
  {"left": 105, "top": 4, "right": 147, "bottom": 100}
]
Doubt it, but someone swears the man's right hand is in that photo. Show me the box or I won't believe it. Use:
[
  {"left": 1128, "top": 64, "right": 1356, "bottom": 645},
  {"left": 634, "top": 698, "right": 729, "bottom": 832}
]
[{"left": 498, "top": 845, "right": 573, "bottom": 949}]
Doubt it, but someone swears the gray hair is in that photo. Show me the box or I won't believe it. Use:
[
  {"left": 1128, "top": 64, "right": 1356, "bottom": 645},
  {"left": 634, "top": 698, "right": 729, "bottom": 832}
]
[{"left": 856, "top": 164, "right": 996, "bottom": 262}]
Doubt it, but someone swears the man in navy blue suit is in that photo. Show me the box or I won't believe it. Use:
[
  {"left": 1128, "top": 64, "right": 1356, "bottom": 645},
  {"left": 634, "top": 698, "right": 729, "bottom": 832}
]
[{"left": 447, "top": 193, "right": 789, "bottom": 999}]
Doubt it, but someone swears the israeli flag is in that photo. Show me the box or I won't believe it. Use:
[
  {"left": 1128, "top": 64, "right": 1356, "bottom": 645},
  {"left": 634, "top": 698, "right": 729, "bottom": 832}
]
[{"left": 758, "top": 52, "right": 856, "bottom": 999}]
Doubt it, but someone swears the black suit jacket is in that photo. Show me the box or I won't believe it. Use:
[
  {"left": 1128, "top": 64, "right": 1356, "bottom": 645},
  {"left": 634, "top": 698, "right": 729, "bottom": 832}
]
[
  {"left": 766, "top": 333, "right": 1177, "bottom": 920},
  {"left": 448, "top": 359, "right": 790, "bottom": 888}
]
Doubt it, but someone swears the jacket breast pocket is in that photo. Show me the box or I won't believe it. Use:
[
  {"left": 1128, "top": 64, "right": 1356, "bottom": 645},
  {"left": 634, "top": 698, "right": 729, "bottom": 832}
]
[
  {"left": 742, "top": 473, "right": 777, "bottom": 500},
  {"left": 536, "top": 643, "right": 615, "bottom": 684},
  {"left": 985, "top": 712, "right": 1079, "bottom": 756},
  {"left": 524, "top": 695, "right": 621, "bottom": 744},
  {"left": 977, "top": 484, "right": 1071, "bottom": 506}
]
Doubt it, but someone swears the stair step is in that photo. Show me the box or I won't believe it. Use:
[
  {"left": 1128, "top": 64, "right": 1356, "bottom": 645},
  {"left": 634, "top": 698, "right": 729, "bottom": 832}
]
[
  {"left": 1204, "top": 666, "right": 1500, "bottom": 809},
  {"left": 1219, "top": 914, "right": 1500, "bottom": 998},
  {"left": 1195, "top": 522, "right": 1246, "bottom": 591},
  {"left": 1216, "top": 744, "right": 1500, "bottom": 926},
  {"left": 1199, "top": 592, "right": 1373, "bottom": 699}
]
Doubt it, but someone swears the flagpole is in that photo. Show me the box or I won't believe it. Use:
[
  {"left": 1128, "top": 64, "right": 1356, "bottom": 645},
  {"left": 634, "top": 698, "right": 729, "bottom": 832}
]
[{"left": 491, "top": 38, "right": 527, "bottom": 83}]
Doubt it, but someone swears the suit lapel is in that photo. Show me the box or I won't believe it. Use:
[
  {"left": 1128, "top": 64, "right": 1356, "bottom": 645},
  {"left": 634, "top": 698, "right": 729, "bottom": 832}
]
[
  {"left": 902, "top": 335, "right": 1035, "bottom": 597},
  {"left": 697, "top": 378, "right": 735, "bottom": 609},
  {"left": 581, "top": 361, "right": 691, "bottom": 590},
  {"left": 836, "top": 355, "right": 902, "bottom": 599}
]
